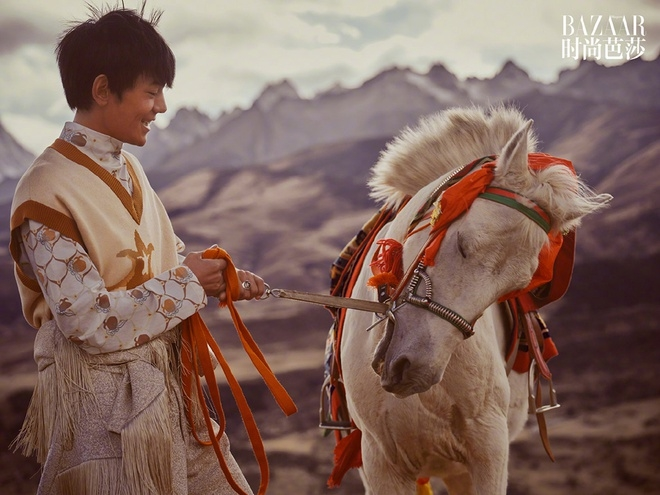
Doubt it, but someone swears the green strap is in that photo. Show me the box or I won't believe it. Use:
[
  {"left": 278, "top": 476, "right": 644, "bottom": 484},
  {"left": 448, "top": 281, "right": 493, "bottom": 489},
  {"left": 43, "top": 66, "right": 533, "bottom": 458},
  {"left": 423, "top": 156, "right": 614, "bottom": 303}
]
[{"left": 478, "top": 191, "right": 551, "bottom": 233}]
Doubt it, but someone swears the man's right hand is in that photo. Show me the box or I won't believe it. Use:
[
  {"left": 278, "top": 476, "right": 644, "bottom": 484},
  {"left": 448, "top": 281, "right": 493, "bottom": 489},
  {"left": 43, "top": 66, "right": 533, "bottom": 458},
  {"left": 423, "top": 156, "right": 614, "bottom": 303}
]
[{"left": 183, "top": 251, "right": 228, "bottom": 299}]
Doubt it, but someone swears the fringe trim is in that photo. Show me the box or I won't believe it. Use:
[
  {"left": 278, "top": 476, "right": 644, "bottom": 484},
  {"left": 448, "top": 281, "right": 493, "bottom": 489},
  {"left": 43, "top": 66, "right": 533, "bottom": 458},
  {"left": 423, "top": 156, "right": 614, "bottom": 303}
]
[
  {"left": 54, "top": 458, "right": 148, "bottom": 495},
  {"left": 12, "top": 320, "right": 95, "bottom": 463},
  {"left": 121, "top": 389, "right": 173, "bottom": 495},
  {"left": 13, "top": 321, "right": 184, "bottom": 493}
]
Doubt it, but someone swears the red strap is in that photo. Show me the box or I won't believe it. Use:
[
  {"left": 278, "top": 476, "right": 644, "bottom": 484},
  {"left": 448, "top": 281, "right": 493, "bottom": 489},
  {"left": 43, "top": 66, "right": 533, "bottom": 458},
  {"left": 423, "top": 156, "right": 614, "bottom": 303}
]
[{"left": 180, "top": 246, "right": 297, "bottom": 495}]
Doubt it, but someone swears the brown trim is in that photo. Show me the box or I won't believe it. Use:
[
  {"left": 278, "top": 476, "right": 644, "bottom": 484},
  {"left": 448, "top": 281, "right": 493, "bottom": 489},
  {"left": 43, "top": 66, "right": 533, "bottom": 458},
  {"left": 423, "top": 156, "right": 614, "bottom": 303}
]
[
  {"left": 11, "top": 200, "right": 83, "bottom": 244},
  {"left": 14, "top": 261, "right": 40, "bottom": 292},
  {"left": 124, "top": 155, "right": 144, "bottom": 222},
  {"left": 50, "top": 139, "right": 143, "bottom": 224},
  {"left": 10, "top": 201, "right": 85, "bottom": 293}
]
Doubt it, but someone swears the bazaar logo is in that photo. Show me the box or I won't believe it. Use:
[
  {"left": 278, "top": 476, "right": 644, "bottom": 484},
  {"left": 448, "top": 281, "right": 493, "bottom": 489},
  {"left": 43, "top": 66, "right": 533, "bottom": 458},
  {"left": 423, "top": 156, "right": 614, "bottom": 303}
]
[{"left": 561, "top": 15, "right": 646, "bottom": 61}]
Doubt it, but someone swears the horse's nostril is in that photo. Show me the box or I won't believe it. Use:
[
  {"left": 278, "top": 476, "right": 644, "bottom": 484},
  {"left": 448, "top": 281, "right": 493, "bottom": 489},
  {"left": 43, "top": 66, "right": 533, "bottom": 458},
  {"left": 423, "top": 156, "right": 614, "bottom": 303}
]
[{"left": 390, "top": 356, "right": 411, "bottom": 385}]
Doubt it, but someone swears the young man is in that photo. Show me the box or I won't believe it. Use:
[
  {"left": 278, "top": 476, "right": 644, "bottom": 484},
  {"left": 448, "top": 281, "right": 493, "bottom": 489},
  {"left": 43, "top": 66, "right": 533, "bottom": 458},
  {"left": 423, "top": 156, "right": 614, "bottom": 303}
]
[{"left": 10, "top": 5, "right": 264, "bottom": 494}]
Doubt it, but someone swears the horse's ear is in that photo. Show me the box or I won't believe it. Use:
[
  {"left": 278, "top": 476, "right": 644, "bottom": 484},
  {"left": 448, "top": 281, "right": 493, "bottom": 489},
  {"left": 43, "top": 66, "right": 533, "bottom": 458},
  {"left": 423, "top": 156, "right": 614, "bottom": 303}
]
[{"left": 495, "top": 119, "right": 534, "bottom": 183}]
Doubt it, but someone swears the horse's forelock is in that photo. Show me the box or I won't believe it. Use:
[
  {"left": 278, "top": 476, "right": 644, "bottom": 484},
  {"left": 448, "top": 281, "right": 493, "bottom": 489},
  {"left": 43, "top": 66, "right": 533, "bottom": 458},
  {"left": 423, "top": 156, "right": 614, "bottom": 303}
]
[{"left": 368, "top": 105, "right": 536, "bottom": 207}]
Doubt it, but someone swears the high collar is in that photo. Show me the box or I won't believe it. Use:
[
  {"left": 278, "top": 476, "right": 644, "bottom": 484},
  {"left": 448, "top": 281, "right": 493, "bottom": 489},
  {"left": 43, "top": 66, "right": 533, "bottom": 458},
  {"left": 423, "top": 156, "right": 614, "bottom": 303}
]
[{"left": 60, "top": 121, "right": 124, "bottom": 172}]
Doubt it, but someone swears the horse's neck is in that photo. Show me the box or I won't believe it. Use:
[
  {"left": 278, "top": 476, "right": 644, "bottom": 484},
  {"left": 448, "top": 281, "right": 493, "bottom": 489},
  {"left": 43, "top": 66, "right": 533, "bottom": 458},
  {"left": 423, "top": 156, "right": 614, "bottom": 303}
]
[{"left": 486, "top": 302, "right": 512, "bottom": 365}]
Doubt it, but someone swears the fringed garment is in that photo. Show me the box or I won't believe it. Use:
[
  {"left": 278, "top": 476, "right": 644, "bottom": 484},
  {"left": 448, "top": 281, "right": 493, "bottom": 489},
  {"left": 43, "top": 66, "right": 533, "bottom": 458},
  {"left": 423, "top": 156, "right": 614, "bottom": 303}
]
[{"left": 15, "top": 320, "right": 252, "bottom": 495}]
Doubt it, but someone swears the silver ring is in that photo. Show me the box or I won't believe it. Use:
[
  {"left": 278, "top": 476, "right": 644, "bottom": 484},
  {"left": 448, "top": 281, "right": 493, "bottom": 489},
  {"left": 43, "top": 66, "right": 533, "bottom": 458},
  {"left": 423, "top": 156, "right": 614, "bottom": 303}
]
[{"left": 242, "top": 280, "right": 251, "bottom": 290}]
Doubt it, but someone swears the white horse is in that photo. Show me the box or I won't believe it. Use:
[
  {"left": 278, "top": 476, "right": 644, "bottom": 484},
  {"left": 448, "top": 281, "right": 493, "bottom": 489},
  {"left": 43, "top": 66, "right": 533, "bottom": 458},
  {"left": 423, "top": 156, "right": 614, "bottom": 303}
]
[{"left": 339, "top": 106, "right": 611, "bottom": 494}]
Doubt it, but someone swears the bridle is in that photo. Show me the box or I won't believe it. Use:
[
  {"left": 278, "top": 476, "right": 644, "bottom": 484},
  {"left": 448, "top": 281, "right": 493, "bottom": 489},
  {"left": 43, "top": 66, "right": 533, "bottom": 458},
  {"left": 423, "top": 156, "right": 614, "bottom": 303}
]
[{"left": 372, "top": 157, "right": 553, "bottom": 340}]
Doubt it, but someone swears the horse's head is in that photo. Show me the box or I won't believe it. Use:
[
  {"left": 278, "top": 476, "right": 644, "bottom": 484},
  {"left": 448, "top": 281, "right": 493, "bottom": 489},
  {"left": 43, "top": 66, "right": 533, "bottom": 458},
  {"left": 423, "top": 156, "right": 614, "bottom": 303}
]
[{"left": 371, "top": 110, "right": 611, "bottom": 398}]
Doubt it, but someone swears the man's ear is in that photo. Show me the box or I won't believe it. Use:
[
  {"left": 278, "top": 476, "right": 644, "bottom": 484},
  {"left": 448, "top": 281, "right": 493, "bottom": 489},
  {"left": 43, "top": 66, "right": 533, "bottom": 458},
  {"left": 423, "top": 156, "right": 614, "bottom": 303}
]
[{"left": 91, "top": 75, "right": 111, "bottom": 106}]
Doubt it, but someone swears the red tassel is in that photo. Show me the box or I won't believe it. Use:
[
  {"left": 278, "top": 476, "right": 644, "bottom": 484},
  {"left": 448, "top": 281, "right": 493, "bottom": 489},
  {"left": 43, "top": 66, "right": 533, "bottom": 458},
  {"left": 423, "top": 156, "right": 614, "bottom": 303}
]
[
  {"left": 328, "top": 429, "right": 363, "bottom": 488},
  {"left": 370, "top": 239, "right": 404, "bottom": 283},
  {"left": 367, "top": 272, "right": 400, "bottom": 288}
]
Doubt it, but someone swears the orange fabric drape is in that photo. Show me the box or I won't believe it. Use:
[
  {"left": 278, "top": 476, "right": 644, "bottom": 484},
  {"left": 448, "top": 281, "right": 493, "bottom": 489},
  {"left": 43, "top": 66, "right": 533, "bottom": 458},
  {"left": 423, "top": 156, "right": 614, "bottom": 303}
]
[
  {"left": 422, "top": 162, "right": 496, "bottom": 266},
  {"left": 180, "top": 246, "right": 297, "bottom": 495},
  {"left": 499, "top": 153, "right": 575, "bottom": 302}
]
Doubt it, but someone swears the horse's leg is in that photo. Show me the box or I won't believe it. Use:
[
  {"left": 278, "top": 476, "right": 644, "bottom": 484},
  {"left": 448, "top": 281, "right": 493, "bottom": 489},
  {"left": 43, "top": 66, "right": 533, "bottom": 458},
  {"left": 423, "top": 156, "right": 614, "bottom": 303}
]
[
  {"left": 464, "top": 416, "right": 509, "bottom": 495},
  {"left": 360, "top": 432, "right": 418, "bottom": 495}
]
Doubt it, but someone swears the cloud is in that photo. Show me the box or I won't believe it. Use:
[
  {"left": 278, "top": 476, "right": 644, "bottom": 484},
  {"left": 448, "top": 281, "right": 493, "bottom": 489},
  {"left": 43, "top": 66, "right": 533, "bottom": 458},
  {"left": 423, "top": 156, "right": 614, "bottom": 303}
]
[
  {"left": 0, "top": 17, "right": 53, "bottom": 55},
  {"left": 0, "top": 0, "right": 658, "bottom": 155},
  {"left": 2, "top": 113, "right": 63, "bottom": 155},
  {"left": 295, "top": 0, "right": 445, "bottom": 50}
]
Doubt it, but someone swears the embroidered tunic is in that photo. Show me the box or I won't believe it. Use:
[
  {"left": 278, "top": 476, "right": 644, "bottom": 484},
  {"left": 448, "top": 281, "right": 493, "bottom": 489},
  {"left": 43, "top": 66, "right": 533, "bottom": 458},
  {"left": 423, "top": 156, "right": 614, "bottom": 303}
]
[{"left": 14, "top": 122, "right": 206, "bottom": 353}]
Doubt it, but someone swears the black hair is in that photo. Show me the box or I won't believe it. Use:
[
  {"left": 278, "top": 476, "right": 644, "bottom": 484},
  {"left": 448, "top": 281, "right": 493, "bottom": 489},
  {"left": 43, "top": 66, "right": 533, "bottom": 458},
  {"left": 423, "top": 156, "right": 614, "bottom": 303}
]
[{"left": 56, "top": 2, "right": 175, "bottom": 110}]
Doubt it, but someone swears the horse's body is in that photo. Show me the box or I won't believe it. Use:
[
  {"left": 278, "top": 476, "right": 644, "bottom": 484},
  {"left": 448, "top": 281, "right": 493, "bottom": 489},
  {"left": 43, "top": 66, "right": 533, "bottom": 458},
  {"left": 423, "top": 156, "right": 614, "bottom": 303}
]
[{"left": 339, "top": 106, "right": 610, "bottom": 494}]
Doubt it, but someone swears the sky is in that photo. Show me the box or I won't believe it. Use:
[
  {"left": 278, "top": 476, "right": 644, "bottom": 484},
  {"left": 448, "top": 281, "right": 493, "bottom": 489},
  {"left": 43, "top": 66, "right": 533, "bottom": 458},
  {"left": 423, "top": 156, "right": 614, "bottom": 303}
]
[{"left": 1, "top": 0, "right": 658, "bottom": 155}]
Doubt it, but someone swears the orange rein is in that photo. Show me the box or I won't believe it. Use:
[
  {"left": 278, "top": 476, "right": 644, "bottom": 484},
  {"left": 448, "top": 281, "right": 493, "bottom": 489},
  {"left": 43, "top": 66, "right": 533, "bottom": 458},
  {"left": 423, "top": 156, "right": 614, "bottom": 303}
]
[{"left": 180, "top": 246, "right": 297, "bottom": 495}]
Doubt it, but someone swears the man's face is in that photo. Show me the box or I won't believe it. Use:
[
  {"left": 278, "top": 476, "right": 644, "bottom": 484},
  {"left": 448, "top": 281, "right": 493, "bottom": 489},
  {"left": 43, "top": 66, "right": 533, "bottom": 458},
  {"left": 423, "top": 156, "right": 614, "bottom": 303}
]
[{"left": 102, "top": 75, "right": 167, "bottom": 146}]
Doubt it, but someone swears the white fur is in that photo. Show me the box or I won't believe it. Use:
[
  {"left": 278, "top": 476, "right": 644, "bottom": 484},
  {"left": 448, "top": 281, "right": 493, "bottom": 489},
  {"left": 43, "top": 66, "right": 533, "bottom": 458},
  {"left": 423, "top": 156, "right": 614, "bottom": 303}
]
[{"left": 340, "top": 106, "right": 611, "bottom": 494}]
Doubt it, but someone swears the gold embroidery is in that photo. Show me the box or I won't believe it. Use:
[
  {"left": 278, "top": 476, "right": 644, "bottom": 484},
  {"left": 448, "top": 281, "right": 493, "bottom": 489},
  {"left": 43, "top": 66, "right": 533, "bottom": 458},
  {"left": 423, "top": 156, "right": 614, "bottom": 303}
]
[{"left": 115, "top": 230, "right": 155, "bottom": 289}]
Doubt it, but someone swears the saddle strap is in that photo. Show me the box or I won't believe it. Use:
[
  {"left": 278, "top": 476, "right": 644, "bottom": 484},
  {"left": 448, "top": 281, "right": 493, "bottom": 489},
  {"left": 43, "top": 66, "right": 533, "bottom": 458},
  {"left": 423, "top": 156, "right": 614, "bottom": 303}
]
[
  {"left": 522, "top": 314, "right": 556, "bottom": 461},
  {"left": 533, "top": 375, "right": 556, "bottom": 462}
]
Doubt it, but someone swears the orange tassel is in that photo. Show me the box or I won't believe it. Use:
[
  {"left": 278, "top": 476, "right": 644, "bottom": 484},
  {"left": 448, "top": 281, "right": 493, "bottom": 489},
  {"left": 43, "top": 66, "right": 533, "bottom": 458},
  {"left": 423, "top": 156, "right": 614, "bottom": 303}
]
[
  {"left": 416, "top": 477, "right": 433, "bottom": 494},
  {"left": 328, "top": 429, "right": 363, "bottom": 488},
  {"left": 370, "top": 239, "right": 404, "bottom": 282},
  {"left": 367, "top": 272, "right": 400, "bottom": 289}
]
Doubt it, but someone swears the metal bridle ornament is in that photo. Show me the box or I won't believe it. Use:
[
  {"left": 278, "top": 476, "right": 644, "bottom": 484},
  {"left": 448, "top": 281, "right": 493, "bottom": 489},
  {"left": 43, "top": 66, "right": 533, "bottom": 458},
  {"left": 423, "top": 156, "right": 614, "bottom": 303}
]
[{"left": 401, "top": 262, "right": 475, "bottom": 339}]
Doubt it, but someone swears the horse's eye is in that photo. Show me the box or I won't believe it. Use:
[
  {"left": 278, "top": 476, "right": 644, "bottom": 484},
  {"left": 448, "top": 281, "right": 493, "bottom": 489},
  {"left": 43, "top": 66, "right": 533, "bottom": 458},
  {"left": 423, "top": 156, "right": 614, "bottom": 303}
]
[{"left": 457, "top": 234, "right": 467, "bottom": 258}]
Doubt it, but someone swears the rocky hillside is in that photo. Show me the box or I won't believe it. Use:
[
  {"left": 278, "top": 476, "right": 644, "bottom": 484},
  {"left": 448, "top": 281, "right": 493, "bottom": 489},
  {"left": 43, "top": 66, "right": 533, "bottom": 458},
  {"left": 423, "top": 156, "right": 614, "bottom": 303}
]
[{"left": 0, "top": 56, "right": 658, "bottom": 494}]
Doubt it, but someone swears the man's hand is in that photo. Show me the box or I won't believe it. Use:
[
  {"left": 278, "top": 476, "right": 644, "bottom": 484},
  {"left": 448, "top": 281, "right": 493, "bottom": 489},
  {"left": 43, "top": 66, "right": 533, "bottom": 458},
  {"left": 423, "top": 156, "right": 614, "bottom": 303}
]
[
  {"left": 183, "top": 251, "right": 227, "bottom": 298},
  {"left": 183, "top": 251, "right": 266, "bottom": 302},
  {"left": 235, "top": 269, "right": 266, "bottom": 301}
]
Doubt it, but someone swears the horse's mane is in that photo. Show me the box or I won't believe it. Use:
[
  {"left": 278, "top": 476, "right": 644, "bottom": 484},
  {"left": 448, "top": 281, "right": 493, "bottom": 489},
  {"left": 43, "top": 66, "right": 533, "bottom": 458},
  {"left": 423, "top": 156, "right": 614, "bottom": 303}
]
[{"left": 368, "top": 105, "right": 538, "bottom": 207}]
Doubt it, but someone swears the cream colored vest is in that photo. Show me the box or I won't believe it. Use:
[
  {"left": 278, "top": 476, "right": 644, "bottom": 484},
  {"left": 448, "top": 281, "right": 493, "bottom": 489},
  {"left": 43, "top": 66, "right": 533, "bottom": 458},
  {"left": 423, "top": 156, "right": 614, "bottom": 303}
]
[{"left": 10, "top": 139, "right": 180, "bottom": 328}]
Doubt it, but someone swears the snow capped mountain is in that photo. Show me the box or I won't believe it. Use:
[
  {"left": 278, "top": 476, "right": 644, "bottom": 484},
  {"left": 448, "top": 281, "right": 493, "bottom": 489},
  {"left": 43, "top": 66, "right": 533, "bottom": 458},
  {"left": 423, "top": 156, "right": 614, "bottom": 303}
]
[
  {"left": 125, "top": 106, "right": 218, "bottom": 169},
  {"left": 145, "top": 57, "right": 658, "bottom": 190},
  {"left": 1, "top": 56, "right": 657, "bottom": 195},
  {"left": 462, "top": 60, "right": 542, "bottom": 101}
]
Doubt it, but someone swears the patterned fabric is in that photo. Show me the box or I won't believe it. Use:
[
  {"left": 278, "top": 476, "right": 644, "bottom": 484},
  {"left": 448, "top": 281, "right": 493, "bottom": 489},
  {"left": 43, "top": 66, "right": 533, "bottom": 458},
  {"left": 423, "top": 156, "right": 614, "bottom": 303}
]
[
  {"left": 19, "top": 221, "right": 205, "bottom": 354},
  {"left": 10, "top": 131, "right": 198, "bottom": 330},
  {"left": 60, "top": 122, "right": 133, "bottom": 193},
  {"left": 18, "top": 320, "right": 253, "bottom": 495}
]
